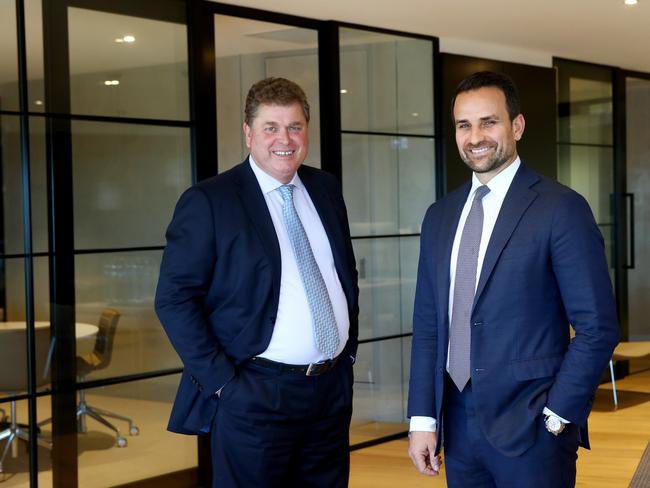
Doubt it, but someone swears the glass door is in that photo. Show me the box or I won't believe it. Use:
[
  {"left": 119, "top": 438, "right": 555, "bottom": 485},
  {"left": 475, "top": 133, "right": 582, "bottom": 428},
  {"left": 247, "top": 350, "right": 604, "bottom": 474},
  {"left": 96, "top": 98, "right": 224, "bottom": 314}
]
[{"left": 624, "top": 75, "right": 650, "bottom": 360}]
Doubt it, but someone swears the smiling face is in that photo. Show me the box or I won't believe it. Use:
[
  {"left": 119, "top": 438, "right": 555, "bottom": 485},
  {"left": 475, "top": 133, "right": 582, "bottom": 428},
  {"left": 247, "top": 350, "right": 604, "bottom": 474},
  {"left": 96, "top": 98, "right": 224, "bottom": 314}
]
[
  {"left": 453, "top": 86, "right": 525, "bottom": 183},
  {"left": 243, "top": 102, "right": 309, "bottom": 183}
]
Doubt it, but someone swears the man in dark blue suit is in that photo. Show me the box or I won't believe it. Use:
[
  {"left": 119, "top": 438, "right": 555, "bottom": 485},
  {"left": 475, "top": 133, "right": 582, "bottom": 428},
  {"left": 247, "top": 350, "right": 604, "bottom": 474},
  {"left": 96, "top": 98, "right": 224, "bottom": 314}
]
[
  {"left": 155, "top": 77, "right": 358, "bottom": 487},
  {"left": 407, "top": 71, "right": 619, "bottom": 487}
]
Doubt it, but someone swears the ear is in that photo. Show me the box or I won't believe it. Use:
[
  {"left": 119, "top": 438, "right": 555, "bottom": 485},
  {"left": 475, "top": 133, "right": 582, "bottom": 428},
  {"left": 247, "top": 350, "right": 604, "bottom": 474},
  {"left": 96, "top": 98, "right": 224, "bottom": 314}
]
[
  {"left": 512, "top": 114, "right": 525, "bottom": 141},
  {"left": 243, "top": 122, "right": 252, "bottom": 149}
]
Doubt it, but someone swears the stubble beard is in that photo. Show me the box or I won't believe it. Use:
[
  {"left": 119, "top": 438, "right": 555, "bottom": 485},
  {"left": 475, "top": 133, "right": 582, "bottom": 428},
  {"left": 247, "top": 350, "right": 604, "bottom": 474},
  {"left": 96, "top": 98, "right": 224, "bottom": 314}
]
[{"left": 460, "top": 144, "right": 514, "bottom": 175}]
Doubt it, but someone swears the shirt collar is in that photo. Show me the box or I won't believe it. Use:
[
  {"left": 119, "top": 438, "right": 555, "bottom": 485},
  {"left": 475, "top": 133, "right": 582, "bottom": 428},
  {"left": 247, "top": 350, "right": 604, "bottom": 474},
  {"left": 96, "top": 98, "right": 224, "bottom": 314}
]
[
  {"left": 469, "top": 157, "right": 521, "bottom": 201},
  {"left": 248, "top": 155, "right": 303, "bottom": 195}
]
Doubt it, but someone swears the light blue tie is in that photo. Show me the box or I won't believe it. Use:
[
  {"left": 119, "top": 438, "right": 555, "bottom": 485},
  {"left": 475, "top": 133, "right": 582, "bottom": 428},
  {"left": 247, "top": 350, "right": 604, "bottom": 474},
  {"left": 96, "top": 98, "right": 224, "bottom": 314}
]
[{"left": 278, "top": 184, "right": 340, "bottom": 359}]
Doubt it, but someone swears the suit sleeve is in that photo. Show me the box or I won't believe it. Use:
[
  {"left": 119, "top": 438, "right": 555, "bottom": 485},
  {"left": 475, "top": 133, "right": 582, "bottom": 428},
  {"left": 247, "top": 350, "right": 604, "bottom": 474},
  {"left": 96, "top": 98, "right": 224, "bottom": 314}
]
[
  {"left": 155, "top": 186, "right": 235, "bottom": 398},
  {"left": 407, "top": 205, "right": 439, "bottom": 418},
  {"left": 546, "top": 191, "right": 619, "bottom": 425}
]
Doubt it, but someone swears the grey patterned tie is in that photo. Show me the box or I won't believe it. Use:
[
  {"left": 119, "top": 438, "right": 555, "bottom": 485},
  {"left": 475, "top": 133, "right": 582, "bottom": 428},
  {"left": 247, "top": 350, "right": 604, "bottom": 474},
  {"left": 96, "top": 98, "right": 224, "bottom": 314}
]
[
  {"left": 278, "top": 184, "right": 340, "bottom": 359},
  {"left": 448, "top": 185, "right": 490, "bottom": 391}
]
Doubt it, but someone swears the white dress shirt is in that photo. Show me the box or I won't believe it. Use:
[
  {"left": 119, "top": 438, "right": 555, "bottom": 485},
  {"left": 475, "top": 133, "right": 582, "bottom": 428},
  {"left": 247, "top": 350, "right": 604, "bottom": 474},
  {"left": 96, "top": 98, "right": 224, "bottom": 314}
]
[{"left": 249, "top": 157, "right": 349, "bottom": 364}]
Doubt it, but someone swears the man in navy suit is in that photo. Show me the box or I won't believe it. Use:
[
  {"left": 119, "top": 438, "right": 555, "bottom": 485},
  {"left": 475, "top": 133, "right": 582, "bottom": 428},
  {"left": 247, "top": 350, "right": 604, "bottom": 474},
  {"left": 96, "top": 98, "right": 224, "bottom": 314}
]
[
  {"left": 155, "top": 77, "right": 358, "bottom": 487},
  {"left": 407, "top": 71, "right": 619, "bottom": 487}
]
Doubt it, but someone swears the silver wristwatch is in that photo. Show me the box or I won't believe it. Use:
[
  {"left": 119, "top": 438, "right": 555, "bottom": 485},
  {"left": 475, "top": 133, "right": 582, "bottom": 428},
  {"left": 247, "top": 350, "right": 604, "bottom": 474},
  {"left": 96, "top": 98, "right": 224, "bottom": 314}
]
[{"left": 544, "top": 414, "right": 566, "bottom": 436}]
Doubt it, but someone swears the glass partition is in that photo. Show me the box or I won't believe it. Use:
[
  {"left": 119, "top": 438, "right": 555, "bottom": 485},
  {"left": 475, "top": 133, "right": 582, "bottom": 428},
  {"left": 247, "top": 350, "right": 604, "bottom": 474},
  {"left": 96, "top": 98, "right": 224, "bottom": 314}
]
[{"left": 340, "top": 27, "right": 436, "bottom": 445}]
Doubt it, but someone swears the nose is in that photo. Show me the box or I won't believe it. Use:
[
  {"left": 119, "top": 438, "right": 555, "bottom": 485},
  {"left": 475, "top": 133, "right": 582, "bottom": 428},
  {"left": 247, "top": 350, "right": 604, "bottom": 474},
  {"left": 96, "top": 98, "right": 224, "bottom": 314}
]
[
  {"left": 276, "top": 127, "right": 290, "bottom": 143},
  {"left": 468, "top": 125, "right": 484, "bottom": 145}
]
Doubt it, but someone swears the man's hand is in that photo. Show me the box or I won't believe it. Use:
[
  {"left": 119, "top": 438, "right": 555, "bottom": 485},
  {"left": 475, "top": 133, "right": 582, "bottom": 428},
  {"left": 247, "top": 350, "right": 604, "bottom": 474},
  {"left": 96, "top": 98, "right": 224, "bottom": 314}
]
[{"left": 408, "top": 431, "right": 441, "bottom": 476}]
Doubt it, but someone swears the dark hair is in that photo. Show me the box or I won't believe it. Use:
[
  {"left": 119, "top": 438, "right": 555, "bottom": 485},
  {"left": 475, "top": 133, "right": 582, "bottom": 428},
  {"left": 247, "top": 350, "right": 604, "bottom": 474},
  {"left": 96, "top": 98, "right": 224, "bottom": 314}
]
[
  {"left": 451, "top": 71, "right": 521, "bottom": 122},
  {"left": 244, "top": 77, "right": 310, "bottom": 125}
]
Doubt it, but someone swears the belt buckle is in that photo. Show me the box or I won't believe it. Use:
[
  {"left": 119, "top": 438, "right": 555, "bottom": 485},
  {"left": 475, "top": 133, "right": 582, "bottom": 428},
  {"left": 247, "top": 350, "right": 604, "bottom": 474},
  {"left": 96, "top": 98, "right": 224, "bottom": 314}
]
[
  {"left": 306, "top": 360, "right": 331, "bottom": 376},
  {"left": 306, "top": 362, "right": 321, "bottom": 376}
]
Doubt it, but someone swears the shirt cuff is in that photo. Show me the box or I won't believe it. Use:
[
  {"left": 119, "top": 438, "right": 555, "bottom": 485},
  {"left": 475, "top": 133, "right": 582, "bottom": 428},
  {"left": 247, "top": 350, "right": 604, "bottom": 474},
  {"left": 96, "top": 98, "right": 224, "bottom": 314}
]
[
  {"left": 409, "top": 416, "right": 437, "bottom": 432},
  {"left": 543, "top": 406, "right": 570, "bottom": 424}
]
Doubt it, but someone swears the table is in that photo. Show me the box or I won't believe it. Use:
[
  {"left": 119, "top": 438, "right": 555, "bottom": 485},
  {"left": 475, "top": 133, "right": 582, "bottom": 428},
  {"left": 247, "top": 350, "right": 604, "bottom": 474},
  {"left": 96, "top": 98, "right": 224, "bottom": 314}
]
[{"left": 0, "top": 321, "right": 98, "bottom": 339}]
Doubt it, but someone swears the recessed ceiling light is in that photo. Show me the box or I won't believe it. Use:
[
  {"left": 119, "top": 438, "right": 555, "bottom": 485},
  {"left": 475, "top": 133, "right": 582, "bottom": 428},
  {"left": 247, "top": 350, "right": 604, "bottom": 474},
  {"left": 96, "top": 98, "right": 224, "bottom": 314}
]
[
  {"left": 34, "top": 100, "right": 43, "bottom": 106},
  {"left": 340, "top": 89, "right": 348, "bottom": 94},
  {"left": 115, "top": 35, "right": 136, "bottom": 43},
  {"left": 411, "top": 112, "right": 419, "bottom": 117},
  {"left": 104, "top": 80, "right": 120, "bottom": 86},
  {"left": 625, "top": 0, "right": 638, "bottom": 5}
]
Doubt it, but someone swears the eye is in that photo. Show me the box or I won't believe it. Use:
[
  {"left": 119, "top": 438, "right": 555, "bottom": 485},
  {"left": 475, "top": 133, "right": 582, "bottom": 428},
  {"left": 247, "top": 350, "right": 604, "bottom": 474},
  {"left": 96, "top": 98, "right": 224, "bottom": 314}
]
[
  {"left": 288, "top": 125, "right": 303, "bottom": 132},
  {"left": 264, "top": 126, "right": 277, "bottom": 133},
  {"left": 457, "top": 122, "right": 470, "bottom": 130},
  {"left": 482, "top": 120, "right": 496, "bottom": 127}
]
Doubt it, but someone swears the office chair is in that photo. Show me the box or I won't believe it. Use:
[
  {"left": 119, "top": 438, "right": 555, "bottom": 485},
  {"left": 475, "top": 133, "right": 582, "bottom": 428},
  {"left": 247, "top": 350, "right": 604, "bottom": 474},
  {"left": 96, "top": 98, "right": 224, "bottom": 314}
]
[
  {"left": 0, "top": 326, "right": 52, "bottom": 473},
  {"left": 39, "top": 309, "right": 139, "bottom": 447},
  {"left": 608, "top": 341, "right": 650, "bottom": 408},
  {"left": 76, "top": 309, "right": 139, "bottom": 447}
]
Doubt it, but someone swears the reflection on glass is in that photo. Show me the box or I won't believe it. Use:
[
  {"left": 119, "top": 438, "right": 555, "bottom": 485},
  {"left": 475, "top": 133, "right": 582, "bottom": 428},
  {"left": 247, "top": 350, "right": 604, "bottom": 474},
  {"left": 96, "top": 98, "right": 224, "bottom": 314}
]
[
  {"left": 75, "top": 251, "right": 181, "bottom": 379},
  {"left": 353, "top": 237, "right": 418, "bottom": 340},
  {"left": 0, "top": 0, "right": 19, "bottom": 111},
  {"left": 67, "top": 7, "right": 189, "bottom": 120},
  {"left": 350, "top": 338, "right": 408, "bottom": 445},
  {"left": 557, "top": 145, "right": 613, "bottom": 225},
  {"left": 215, "top": 14, "right": 320, "bottom": 172},
  {"left": 343, "top": 134, "right": 434, "bottom": 236},
  {"left": 1, "top": 116, "right": 48, "bottom": 255},
  {"left": 558, "top": 77, "right": 612, "bottom": 145},
  {"left": 3, "top": 257, "right": 50, "bottom": 322},
  {"left": 71, "top": 121, "right": 191, "bottom": 249},
  {"left": 339, "top": 28, "right": 434, "bottom": 135}
]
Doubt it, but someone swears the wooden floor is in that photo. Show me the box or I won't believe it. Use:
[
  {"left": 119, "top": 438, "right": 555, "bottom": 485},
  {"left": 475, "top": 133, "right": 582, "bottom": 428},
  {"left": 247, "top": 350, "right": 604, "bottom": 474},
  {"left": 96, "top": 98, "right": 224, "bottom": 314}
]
[{"left": 350, "top": 362, "right": 650, "bottom": 488}]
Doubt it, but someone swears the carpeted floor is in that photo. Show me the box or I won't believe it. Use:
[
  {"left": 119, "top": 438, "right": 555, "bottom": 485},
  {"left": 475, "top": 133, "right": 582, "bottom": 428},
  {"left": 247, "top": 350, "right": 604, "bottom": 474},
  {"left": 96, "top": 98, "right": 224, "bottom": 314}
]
[{"left": 629, "top": 440, "right": 650, "bottom": 488}]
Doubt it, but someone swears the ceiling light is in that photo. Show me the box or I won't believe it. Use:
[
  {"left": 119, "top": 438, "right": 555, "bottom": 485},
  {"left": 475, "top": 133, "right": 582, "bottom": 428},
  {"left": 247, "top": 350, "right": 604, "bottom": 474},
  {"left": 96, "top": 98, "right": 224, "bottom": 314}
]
[
  {"left": 34, "top": 100, "right": 43, "bottom": 106},
  {"left": 115, "top": 35, "right": 136, "bottom": 43},
  {"left": 104, "top": 80, "right": 120, "bottom": 86},
  {"left": 340, "top": 89, "right": 348, "bottom": 94},
  {"left": 411, "top": 112, "right": 419, "bottom": 117},
  {"left": 625, "top": 0, "right": 638, "bottom": 5}
]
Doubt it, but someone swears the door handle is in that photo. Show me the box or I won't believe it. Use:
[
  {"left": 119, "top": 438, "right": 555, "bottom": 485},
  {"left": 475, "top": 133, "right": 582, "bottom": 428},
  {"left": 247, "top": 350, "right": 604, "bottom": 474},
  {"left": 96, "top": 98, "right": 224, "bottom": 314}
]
[{"left": 624, "top": 193, "right": 635, "bottom": 269}]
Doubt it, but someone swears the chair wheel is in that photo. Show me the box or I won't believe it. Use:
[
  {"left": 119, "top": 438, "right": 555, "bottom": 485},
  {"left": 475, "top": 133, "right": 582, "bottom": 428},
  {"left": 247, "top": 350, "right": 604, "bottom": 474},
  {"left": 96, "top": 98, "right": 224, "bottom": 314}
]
[
  {"left": 116, "top": 436, "right": 127, "bottom": 447},
  {"left": 129, "top": 426, "right": 139, "bottom": 436}
]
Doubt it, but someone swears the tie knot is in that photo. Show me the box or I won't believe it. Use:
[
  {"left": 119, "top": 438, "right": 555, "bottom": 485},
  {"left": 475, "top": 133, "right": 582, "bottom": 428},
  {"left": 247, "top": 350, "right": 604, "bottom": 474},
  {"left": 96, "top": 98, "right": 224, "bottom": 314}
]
[
  {"left": 474, "top": 185, "right": 490, "bottom": 201},
  {"left": 278, "top": 184, "right": 295, "bottom": 203}
]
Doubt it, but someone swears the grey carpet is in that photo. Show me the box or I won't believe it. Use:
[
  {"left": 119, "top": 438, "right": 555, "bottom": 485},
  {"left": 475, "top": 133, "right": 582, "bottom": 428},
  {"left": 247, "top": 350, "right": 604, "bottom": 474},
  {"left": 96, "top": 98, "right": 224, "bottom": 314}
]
[{"left": 630, "top": 440, "right": 650, "bottom": 488}]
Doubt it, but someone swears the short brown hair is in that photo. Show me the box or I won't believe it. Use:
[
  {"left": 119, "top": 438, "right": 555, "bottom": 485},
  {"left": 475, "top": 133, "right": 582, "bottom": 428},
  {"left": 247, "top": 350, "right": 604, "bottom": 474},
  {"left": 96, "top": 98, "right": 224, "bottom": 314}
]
[
  {"left": 451, "top": 71, "right": 521, "bottom": 122},
  {"left": 244, "top": 77, "right": 310, "bottom": 126}
]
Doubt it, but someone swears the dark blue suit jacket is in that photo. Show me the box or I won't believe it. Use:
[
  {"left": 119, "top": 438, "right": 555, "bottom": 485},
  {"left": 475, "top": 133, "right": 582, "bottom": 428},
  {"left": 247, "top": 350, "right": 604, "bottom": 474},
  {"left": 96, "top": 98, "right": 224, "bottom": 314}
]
[
  {"left": 407, "top": 164, "right": 619, "bottom": 456},
  {"left": 155, "top": 160, "right": 359, "bottom": 434}
]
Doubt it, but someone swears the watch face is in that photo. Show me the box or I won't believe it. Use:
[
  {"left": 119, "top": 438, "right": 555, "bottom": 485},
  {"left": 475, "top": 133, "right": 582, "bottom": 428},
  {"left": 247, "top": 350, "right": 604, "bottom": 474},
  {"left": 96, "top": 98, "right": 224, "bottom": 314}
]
[{"left": 546, "top": 416, "right": 563, "bottom": 434}]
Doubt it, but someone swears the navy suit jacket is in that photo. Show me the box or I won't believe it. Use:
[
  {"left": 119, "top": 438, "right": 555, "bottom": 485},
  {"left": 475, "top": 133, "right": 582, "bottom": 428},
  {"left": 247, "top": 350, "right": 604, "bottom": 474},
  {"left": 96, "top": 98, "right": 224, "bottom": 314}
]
[
  {"left": 155, "top": 160, "right": 359, "bottom": 434},
  {"left": 407, "top": 163, "right": 619, "bottom": 457}
]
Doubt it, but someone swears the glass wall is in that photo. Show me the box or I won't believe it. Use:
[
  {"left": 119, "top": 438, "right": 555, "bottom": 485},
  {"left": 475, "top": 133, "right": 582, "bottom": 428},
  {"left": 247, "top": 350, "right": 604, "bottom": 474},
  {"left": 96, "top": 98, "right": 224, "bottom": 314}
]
[
  {"left": 555, "top": 60, "right": 615, "bottom": 281},
  {"left": 339, "top": 27, "right": 436, "bottom": 444},
  {"left": 625, "top": 77, "right": 650, "bottom": 344},
  {"left": 1, "top": 1, "right": 196, "bottom": 485}
]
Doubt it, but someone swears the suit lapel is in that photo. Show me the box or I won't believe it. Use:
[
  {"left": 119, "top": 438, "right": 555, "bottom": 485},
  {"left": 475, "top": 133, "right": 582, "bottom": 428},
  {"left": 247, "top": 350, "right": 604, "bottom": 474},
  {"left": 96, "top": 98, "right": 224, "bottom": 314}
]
[
  {"left": 234, "top": 160, "right": 282, "bottom": 296},
  {"left": 474, "top": 165, "right": 539, "bottom": 305},
  {"left": 299, "top": 167, "right": 348, "bottom": 281},
  {"left": 437, "top": 183, "right": 471, "bottom": 325}
]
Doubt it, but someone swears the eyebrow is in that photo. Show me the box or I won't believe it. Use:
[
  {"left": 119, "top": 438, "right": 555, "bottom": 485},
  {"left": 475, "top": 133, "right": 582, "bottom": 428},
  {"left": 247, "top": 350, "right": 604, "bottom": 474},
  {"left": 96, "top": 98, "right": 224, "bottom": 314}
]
[{"left": 455, "top": 115, "right": 501, "bottom": 125}]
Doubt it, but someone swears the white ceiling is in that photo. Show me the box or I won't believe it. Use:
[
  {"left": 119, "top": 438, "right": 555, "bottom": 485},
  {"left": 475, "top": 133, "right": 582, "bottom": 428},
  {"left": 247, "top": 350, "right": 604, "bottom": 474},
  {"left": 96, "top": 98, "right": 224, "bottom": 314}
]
[{"left": 214, "top": 0, "right": 650, "bottom": 73}]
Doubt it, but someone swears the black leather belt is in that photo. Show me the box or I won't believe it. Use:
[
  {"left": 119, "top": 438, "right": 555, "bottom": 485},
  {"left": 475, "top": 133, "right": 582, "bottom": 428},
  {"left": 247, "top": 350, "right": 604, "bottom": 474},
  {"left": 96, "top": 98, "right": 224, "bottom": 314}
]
[{"left": 250, "top": 356, "right": 339, "bottom": 376}]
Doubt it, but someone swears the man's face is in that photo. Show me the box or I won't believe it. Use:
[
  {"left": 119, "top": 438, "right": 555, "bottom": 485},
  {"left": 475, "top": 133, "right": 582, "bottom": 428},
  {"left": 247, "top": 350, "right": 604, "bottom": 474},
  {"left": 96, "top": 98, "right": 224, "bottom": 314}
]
[
  {"left": 243, "top": 102, "right": 308, "bottom": 184},
  {"left": 453, "top": 86, "right": 525, "bottom": 182}
]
